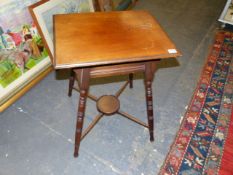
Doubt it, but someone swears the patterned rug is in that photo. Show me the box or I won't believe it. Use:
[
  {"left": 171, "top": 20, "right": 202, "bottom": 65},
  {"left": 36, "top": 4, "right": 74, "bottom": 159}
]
[
  {"left": 159, "top": 31, "right": 233, "bottom": 175},
  {"left": 219, "top": 109, "right": 233, "bottom": 175}
]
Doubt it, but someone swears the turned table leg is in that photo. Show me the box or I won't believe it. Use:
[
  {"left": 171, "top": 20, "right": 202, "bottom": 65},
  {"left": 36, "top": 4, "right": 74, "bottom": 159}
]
[
  {"left": 74, "top": 69, "right": 90, "bottom": 157},
  {"left": 144, "top": 62, "right": 155, "bottom": 142},
  {"left": 129, "top": 73, "right": 133, "bottom": 89},
  {"left": 68, "top": 69, "right": 75, "bottom": 97}
]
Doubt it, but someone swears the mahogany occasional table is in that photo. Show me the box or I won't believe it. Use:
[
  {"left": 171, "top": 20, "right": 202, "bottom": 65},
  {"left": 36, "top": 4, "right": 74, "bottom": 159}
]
[{"left": 54, "top": 10, "right": 181, "bottom": 157}]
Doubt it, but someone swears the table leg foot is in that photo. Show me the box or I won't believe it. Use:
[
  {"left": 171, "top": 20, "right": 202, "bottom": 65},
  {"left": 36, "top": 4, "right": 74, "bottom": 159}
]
[
  {"left": 74, "top": 152, "right": 79, "bottom": 158},
  {"left": 150, "top": 133, "right": 154, "bottom": 142}
]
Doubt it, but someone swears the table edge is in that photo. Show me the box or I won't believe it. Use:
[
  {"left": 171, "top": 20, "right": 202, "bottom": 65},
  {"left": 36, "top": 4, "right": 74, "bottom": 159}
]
[{"left": 54, "top": 53, "right": 182, "bottom": 69}]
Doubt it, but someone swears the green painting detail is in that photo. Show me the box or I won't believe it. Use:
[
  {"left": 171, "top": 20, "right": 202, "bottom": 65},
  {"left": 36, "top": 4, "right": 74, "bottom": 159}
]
[
  {"left": 0, "top": 23, "right": 48, "bottom": 88},
  {"left": 0, "top": 60, "right": 22, "bottom": 88}
]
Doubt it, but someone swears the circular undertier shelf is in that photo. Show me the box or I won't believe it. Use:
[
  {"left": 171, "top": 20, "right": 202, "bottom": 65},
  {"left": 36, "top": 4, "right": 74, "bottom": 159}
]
[{"left": 97, "top": 95, "right": 120, "bottom": 115}]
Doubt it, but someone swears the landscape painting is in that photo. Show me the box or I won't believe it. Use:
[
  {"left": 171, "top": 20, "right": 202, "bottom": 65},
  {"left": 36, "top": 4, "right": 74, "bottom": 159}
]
[{"left": 0, "top": 0, "right": 51, "bottom": 110}]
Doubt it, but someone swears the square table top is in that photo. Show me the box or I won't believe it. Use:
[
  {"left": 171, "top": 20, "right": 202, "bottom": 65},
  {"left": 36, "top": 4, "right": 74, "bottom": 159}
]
[{"left": 54, "top": 10, "right": 181, "bottom": 69}]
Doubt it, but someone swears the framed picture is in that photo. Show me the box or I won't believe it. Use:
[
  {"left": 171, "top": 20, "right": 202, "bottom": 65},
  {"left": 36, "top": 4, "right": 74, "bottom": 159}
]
[
  {"left": 29, "top": 0, "right": 95, "bottom": 63},
  {"left": 0, "top": 0, "right": 52, "bottom": 112},
  {"left": 219, "top": 0, "right": 233, "bottom": 25}
]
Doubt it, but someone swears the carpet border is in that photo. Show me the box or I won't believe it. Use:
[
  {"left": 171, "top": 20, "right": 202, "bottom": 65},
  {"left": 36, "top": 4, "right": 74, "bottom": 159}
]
[{"left": 159, "top": 31, "right": 228, "bottom": 175}]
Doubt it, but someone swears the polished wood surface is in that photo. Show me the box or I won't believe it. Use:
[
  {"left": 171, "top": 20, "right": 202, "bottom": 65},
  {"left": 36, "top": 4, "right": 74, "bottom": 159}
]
[
  {"left": 54, "top": 10, "right": 181, "bottom": 69},
  {"left": 97, "top": 95, "right": 120, "bottom": 115}
]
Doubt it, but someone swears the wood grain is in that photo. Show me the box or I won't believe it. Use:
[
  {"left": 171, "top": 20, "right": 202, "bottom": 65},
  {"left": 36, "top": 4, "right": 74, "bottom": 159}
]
[{"left": 54, "top": 10, "right": 181, "bottom": 69}]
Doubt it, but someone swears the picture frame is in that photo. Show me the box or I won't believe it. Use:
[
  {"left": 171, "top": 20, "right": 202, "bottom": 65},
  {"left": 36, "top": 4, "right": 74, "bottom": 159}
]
[
  {"left": 0, "top": 0, "right": 96, "bottom": 112},
  {"left": 218, "top": 0, "right": 233, "bottom": 26},
  {"left": 28, "top": 0, "right": 95, "bottom": 64},
  {"left": 0, "top": 0, "right": 52, "bottom": 112}
]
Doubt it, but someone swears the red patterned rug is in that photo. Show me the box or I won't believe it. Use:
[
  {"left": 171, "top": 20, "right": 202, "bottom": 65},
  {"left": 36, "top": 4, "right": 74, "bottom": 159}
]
[{"left": 159, "top": 31, "right": 233, "bottom": 175}]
